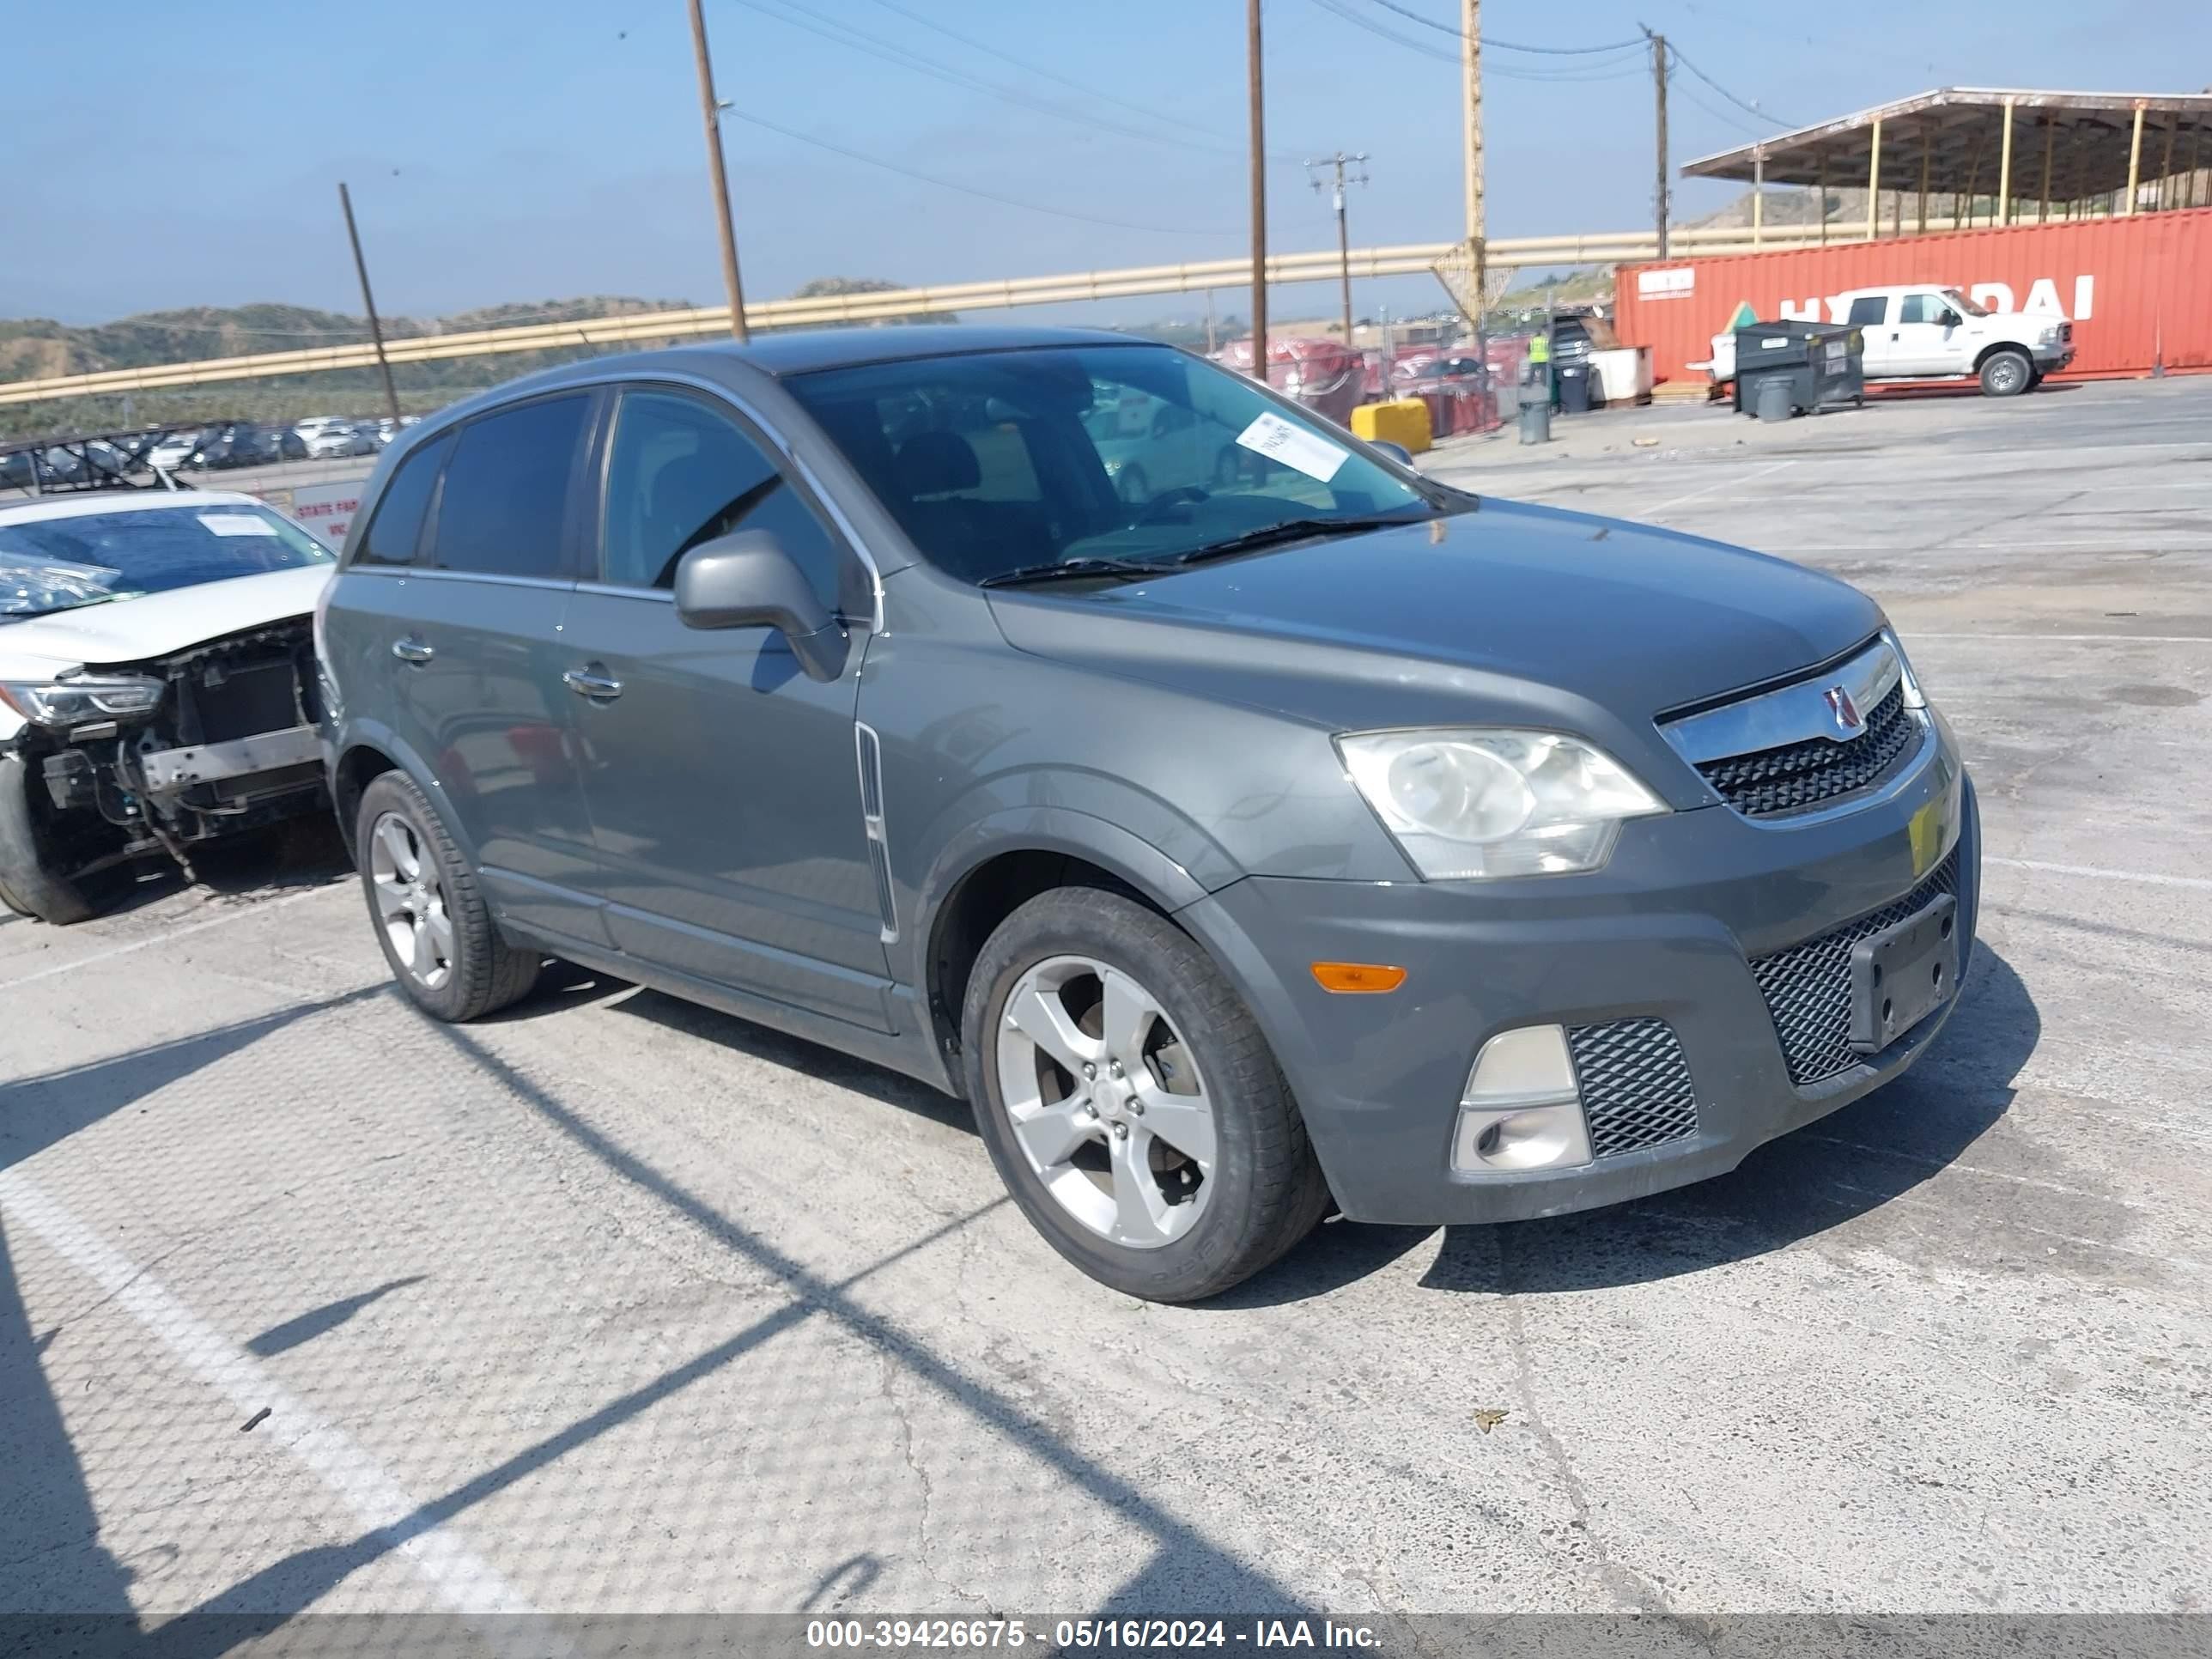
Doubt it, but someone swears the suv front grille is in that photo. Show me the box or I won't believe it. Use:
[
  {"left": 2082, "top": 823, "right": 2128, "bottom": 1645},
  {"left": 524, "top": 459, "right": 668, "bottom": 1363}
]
[
  {"left": 1750, "top": 850, "right": 1961, "bottom": 1085},
  {"left": 1566, "top": 1018, "right": 1698, "bottom": 1158},
  {"left": 1697, "top": 684, "right": 1919, "bottom": 817}
]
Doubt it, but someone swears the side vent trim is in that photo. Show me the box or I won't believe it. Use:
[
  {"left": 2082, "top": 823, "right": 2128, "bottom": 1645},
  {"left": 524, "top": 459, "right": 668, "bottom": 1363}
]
[{"left": 854, "top": 722, "right": 896, "bottom": 943}]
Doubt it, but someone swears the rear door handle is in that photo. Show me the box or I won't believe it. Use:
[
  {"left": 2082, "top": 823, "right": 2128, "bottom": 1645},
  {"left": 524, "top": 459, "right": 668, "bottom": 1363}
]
[
  {"left": 392, "top": 637, "right": 434, "bottom": 665},
  {"left": 563, "top": 665, "right": 623, "bottom": 701}
]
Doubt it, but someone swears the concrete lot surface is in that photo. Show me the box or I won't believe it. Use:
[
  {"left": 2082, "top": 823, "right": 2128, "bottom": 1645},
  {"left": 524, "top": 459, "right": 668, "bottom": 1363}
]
[{"left": 3, "top": 379, "right": 2209, "bottom": 1628}]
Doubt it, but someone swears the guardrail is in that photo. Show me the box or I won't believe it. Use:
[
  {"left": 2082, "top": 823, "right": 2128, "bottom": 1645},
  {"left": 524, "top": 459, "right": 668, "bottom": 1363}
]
[{"left": 0, "top": 221, "right": 1900, "bottom": 407}]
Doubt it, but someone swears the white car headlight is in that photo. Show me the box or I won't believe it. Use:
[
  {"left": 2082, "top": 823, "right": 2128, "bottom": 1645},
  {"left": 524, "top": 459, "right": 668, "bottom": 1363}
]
[
  {"left": 2038, "top": 325, "right": 2062, "bottom": 345},
  {"left": 1337, "top": 728, "right": 1668, "bottom": 879},
  {"left": 0, "top": 673, "right": 165, "bottom": 726},
  {"left": 1880, "top": 627, "right": 1929, "bottom": 709}
]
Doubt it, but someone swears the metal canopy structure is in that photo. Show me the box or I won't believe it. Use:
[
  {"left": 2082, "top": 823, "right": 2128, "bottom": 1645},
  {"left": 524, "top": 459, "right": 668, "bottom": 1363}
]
[{"left": 1682, "top": 88, "right": 2212, "bottom": 231}]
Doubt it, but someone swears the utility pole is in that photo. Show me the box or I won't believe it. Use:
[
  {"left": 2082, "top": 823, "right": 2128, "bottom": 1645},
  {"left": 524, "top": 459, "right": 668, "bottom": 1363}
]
[
  {"left": 687, "top": 0, "right": 750, "bottom": 342},
  {"left": 1246, "top": 0, "right": 1268, "bottom": 382},
  {"left": 1644, "top": 27, "right": 1670, "bottom": 258},
  {"left": 1462, "top": 0, "right": 1485, "bottom": 317},
  {"left": 1306, "top": 152, "right": 1370, "bottom": 346},
  {"left": 337, "top": 182, "right": 402, "bottom": 428}
]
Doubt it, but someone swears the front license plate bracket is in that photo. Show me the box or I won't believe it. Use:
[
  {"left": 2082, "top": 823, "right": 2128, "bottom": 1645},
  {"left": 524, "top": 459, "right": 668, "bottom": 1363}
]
[{"left": 1849, "top": 894, "right": 1959, "bottom": 1054}]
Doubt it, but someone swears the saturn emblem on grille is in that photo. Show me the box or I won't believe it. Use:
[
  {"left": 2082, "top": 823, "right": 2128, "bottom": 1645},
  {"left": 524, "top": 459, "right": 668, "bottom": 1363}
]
[{"left": 1822, "top": 684, "right": 1864, "bottom": 736}]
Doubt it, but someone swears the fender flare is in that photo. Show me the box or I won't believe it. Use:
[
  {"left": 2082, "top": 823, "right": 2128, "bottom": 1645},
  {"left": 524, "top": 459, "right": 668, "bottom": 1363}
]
[
  {"left": 901, "top": 804, "right": 1216, "bottom": 990},
  {"left": 329, "top": 717, "right": 477, "bottom": 865}
]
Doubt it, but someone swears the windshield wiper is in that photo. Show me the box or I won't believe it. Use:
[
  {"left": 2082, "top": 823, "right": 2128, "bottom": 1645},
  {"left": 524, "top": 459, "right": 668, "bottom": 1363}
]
[
  {"left": 1168, "top": 514, "right": 1425, "bottom": 568},
  {"left": 977, "top": 556, "right": 1179, "bottom": 589}
]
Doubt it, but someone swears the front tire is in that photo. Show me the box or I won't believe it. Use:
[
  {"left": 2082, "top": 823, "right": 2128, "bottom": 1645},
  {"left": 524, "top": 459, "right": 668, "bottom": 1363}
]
[
  {"left": 355, "top": 771, "right": 538, "bottom": 1020},
  {"left": 1979, "top": 349, "right": 2032, "bottom": 398},
  {"left": 0, "top": 756, "right": 131, "bottom": 925},
  {"left": 961, "top": 887, "right": 1329, "bottom": 1302}
]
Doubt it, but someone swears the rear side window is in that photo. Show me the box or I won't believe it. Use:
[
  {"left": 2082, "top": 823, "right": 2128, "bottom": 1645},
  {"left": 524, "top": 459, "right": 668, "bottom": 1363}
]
[
  {"left": 599, "top": 389, "right": 844, "bottom": 606},
  {"left": 350, "top": 431, "right": 450, "bottom": 567},
  {"left": 1844, "top": 295, "right": 1889, "bottom": 327},
  {"left": 428, "top": 394, "right": 590, "bottom": 579}
]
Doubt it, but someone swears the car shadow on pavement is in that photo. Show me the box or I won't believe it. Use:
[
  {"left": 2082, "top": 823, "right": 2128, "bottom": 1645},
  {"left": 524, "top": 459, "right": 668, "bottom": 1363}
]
[
  {"left": 604, "top": 984, "right": 981, "bottom": 1139},
  {"left": 90, "top": 816, "right": 354, "bottom": 921},
  {"left": 1413, "top": 943, "right": 2040, "bottom": 1297}
]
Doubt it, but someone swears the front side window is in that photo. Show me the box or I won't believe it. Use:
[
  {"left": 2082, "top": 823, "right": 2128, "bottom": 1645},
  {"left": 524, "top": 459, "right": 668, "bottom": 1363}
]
[
  {"left": 1844, "top": 295, "right": 1890, "bottom": 327},
  {"left": 0, "top": 505, "right": 333, "bottom": 619},
  {"left": 599, "top": 389, "right": 844, "bottom": 607},
  {"left": 1899, "top": 293, "right": 1950, "bottom": 325},
  {"left": 785, "top": 343, "right": 1443, "bottom": 588},
  {"left": 428, "top": 393, "right": 589, "bottom": 579},
  {"left": 351, "top": 431, "right": 451, "bottom": 567}
]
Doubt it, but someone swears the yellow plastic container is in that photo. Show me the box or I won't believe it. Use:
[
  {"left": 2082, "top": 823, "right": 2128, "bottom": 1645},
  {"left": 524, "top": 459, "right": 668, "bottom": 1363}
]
[{"left": 1349, "top": 398, "right": 1433, "bottom": 454}]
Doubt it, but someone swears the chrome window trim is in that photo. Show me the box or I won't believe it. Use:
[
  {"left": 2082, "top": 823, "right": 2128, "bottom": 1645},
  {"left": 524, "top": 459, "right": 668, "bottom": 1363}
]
[
  {"left": 1659, "top": 637, "right": 1903, "bottom": 766},
  {"left": 541, "top": 367, "right": 886, "bottom": 632},
  {"left": 340, "top": 567, "right": 574, "bottom": 593}
]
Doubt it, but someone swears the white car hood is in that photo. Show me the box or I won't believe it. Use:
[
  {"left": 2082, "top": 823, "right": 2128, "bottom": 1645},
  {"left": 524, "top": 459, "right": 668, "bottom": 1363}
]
[{"left": 0, "top": 564, "right": 331, "bottom": 678}]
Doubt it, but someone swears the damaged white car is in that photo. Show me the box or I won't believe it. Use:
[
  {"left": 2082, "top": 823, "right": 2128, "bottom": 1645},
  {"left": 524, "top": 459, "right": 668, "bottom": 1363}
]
[{"left": 0, "top": 491, "right": 335, "bottom": 923}]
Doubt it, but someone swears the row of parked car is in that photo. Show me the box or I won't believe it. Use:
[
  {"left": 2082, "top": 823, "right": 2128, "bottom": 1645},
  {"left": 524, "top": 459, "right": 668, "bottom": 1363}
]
[
  {"left": 146, "top": 415, "right": 417, "bottom": 472},
  {"left": 1, "top": 416, "right": 423, "bottom": 493}
]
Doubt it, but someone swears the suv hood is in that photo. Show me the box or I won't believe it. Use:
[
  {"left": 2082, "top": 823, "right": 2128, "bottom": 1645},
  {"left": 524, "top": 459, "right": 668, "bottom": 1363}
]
[
  {"left": 988, "top": 500, "right": 1881, "bottom": 732},
  {"left": 0, "top": 563, "right": 331, "bottom": 677}
]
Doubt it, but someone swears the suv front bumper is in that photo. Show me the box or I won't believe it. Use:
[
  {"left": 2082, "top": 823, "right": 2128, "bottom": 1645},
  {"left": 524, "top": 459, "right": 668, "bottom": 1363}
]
[{"left": 1177, "top": 719, "right": 1981, "bottom": 1224}]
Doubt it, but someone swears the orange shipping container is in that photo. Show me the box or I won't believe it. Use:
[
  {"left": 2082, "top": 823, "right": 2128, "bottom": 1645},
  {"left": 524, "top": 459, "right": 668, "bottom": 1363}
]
[{"left": 1615, "top": 208, "right": 2212, "bottom": 387}]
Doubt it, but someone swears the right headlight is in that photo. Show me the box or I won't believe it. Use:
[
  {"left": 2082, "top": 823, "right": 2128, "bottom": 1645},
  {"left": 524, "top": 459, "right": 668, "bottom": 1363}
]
[
  {"left": 0, "top": 673, "right": 165, "bottom": 726},
  {"left": 1881, "top": 626, "right": 1929, "bottom": 709},
  {"left": 1336, "top": 728, "right": 1668, "bottom": 880}
]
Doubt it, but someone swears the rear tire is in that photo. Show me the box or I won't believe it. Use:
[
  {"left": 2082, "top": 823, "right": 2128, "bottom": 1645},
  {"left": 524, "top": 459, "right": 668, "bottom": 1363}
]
[
  {"left": 355, "top": 771, "right": 538, "bottom": 1021},
  {"left": 961, "top": 886, "right": 1329, "bottom": 1303},
  {"left": 0, "top": 756, "right": 131, "bottom": 925},
  {"left": 1978, "top": 349, "right": 2032, "bottom": 398}
]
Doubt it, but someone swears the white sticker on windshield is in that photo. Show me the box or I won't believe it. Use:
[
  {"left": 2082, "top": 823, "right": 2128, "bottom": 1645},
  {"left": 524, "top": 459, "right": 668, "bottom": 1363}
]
[
  {"left": 1234, "top": 413, "right": 1349, "bottom": 483},
  {"left": 198, "top": 513, "right": 277, "bottom": 537}
]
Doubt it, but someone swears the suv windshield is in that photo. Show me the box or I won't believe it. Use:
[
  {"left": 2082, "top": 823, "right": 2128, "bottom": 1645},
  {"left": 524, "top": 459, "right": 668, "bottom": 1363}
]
[
  {"left": 0, "top": 504, "right": 334, "bottom": 620},
  {"left": 1941, "top": 288, "right": 1992, "bottom": 318},
  {"left": 784, "top": 343, "right": 1450, "bottom": 586}
]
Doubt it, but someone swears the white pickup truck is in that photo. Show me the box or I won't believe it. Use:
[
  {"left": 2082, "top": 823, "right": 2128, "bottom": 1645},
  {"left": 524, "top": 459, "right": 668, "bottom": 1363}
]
[{"left": 1711, "top": 284, "right": 2075, "bottom": 398}]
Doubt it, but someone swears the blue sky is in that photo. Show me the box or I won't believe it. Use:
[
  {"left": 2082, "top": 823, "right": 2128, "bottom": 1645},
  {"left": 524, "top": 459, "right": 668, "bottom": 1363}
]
[{"left": 9, "top": 0, "right": 2207, "bottom": 329}]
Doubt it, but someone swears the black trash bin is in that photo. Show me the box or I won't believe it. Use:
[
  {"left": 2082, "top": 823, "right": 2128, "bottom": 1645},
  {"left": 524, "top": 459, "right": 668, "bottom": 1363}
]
[
  {"left": 1732, "top": 320, "right": 1863, "bottom": 417},
  {"left": 1556, "top": 361, "right": 1592, "bottom": 414}
]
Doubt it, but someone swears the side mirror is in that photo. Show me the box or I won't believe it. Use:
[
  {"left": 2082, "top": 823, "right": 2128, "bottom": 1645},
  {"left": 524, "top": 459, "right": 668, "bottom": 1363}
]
[
  {"left": 674, "top": 530, "right": 848, "bottom": 683},
  {"left": 1370, "top": 440, "right": 1414, "bottom": 467}
]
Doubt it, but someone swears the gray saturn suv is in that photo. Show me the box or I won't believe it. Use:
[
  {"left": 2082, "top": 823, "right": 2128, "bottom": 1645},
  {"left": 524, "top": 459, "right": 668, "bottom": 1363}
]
[{"left": 318, "top": 326, "right": 1980, "bottom": 1302}]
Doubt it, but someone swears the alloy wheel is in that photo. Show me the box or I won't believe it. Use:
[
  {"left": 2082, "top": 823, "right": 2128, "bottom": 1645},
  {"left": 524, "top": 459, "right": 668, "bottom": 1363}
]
[
  {"left": 995, "top": 954, "right": 1217, "bottom": 1249},
  {"left": 368, "top": 811, "right": 454, "bottom": 990}
]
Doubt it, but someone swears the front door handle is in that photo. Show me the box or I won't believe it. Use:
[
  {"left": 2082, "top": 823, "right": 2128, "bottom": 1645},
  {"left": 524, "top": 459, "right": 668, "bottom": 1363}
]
[
  {"left": 392, "top": 637, "right": 434, "bottom": 665},
  {"left": 563, "top": 665, "right": 623, "bottom": 701}
]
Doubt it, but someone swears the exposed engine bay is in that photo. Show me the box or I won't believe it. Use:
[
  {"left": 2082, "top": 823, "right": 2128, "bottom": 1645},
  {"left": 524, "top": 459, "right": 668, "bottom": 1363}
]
[{"left": 13, "top": 619, "right": 326, "bottom": 883}]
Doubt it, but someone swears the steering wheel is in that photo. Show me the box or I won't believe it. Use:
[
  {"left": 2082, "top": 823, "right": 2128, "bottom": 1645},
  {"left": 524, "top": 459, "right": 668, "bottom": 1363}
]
[{"left": 1133, "top": 485, "right": 1210, "bottom": 523}]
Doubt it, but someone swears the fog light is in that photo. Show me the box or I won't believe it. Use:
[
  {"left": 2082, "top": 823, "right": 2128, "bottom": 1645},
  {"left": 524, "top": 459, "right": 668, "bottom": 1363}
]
[{"left": 1453, "top": 1025, "right": 1593, "bottom": 1173}]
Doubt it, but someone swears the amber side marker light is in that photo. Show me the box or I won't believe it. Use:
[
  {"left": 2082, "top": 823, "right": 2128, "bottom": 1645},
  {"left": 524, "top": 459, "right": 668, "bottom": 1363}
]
[{"left": 1310, "top": 962, "right": 1407, "bottom": 994}]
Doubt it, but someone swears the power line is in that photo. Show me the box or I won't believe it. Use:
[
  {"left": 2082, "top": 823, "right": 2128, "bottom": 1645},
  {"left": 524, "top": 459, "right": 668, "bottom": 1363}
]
[
  {"left": 1361, "top": 0, "right": 1643, "bottom": 54},
  {"left": 730, "top": 0, "right": 1292, "bottom": 166},
  {"left": 855, "top": 0, "right": 1300, "bottom": 162},
  {"left": 1664, "top": 39, "right": 1790, "bottom": 128},
  {"left": 1309, "top": 0, "right": 1641, "bottom": 79},
  {"left": 724, "top": 109, "right": 1218, "bottom": 237},
  {"left": 1670, "top": 76, "right": 1777, "bottom": 140}
]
